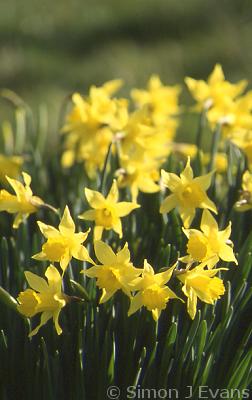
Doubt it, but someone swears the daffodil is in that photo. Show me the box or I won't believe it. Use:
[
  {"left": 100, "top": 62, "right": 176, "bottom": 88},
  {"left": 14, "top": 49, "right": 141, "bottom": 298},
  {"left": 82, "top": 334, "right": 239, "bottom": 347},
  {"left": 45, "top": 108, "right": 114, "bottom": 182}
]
[
  {"left": 83, "top": 240, "right": 142, "bottom": 303},
  {"left": 61, "top": 80, "right": 128, "bottom": 177},
  {"left": 79, "top": 180, "right": 140, "bottom": 240},
  {"left": 234, "top": 170, "right": 252, "bottom": 212},
  {"left": 33, "top": 206, "right": 92, "bottom": 272},
  {"left": 0, "top": 172, "right": 44, "bottom": 228},
  {"left": 160, "top": 157, "right": 217, "bottom": 227},
  {"left": 17, "top": 265, "right": 67, "bottom": 337},
  {"left": 128, "top": 260, "right": 179, "bottom": 321},
  {"left": 116, "top": 156, "right": 160, "bottom": 202},
  {"left": 0, "top": 154, "right": 23, "bottom": 184},
  {"left": 131, "top": 75, "right": 181, "bottom": 126},
  {"left": 185, "top": 64, "right": 247, "bottom": 114},
  {"left": 177, "top": 265, "right": 226, "bottom": 319},
  {"left": 180, "top": 209, "right": 237, "bottom": 268}
]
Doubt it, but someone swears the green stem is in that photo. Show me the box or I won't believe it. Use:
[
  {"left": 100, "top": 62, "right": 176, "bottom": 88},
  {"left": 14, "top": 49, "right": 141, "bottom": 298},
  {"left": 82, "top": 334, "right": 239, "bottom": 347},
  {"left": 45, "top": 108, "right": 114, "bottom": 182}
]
[
  {"left": 209, "top": 123, "right": 222, "bottom": 172},
  {"left": 196, "top": 109, "right": 206, "bottom": 150},
  {"left": 99, "top": 140, "right": 113, "bottom": 193}
]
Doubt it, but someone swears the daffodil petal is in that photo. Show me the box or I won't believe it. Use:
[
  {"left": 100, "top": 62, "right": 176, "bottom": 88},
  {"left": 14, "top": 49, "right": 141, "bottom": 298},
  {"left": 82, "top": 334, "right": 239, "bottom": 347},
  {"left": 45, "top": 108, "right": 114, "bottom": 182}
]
[
  {"left": 85, "top": 188, "right": 105, "bottom": 209},
  {"left": 25, "top": 271, "right": 49, "bottom": 293},
  {"left": 128, "top": 292, "right": 143, "bottom": 316},
  {"left": 115, "top": 202, "right": 140, "bottom": 217},
  {"left": 29, "top": 311, "right": 52, "bottom": 337},
  {"left": 94, "top": 240, "right": 117, "bottom": 265},
  {"left": 59, "top": 206, "right": 75, "bottom": 235},
  {"left": 160, "top": 194, "right": 177, "bottom": 214}
]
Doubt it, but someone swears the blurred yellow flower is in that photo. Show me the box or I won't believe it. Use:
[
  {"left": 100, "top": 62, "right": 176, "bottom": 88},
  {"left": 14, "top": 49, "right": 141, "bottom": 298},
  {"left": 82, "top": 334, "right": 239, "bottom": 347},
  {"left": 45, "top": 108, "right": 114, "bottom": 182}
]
[
  {"left": 83, "top": 240, "right": 142, "bottom": 303},
  {"left": 116, "top": 156, "right": 160, "bottom": 202},
  {"left": 33, "top": 206, "right": 92, "bottom": 272},
  {"left": 201, "top": 152, "right": 228, "bottom": 174},
  {"left": 131, "top": 74, "right": 181, "bottom": 126},
  {"left": 61, "top": 80, "right": 128, "bottom": 177},
  {"left": 177, "top": 265, "right": 226, "bottom": 320},
  {"left": 0, "top": 172, "right": 44, "bottom": 228},
  {"left": 180, "top": 209, "right": 237, "bottom": 268},
  {"left": 160, "top": 157, "right": 217, "bottom": 227},
  {"left": 17, "top": 265, "right": 67, "bottom": 337},
  {"left": 128, "top": 260, "right": 179, "bottom": 321},
  {"left": 185, "top": 64, "right": 246, "bottom": 113},
  {"left": 234, "top": 170, "right": 252, "bottom": 212},
  {"left": 0, "top": 154, "right": 23, "bottom": 184},
  {"left": 79, "top": 180, "right": 140, "bottom": 240}
]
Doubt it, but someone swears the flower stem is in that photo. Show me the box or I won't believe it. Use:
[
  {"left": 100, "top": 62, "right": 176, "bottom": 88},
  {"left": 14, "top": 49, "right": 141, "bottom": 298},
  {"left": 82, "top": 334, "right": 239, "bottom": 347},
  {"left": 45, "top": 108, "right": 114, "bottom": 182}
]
[
  {"left": 99, "top": 140, "right": 113, "bottom": 193},
  {"left": 209, "top": 123, "right": 222, "bottom": 172}
]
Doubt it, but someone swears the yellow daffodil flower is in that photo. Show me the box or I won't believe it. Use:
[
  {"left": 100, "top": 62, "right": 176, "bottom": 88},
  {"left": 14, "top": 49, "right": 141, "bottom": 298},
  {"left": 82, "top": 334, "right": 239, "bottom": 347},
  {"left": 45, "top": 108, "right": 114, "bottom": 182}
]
[
  {"left": 177, "top": 265, "right": 226, "bottom": 319},
  {"left": 33, "top": 206, "right": 92, "bottom": 272},
  {"left": 0, "top": 172, "right": 44, "bottom": 228},
  {"left": 79, "top": 180, "right": 140, "bottom": 240},
  {"left": 201, "top": 152, "right": 228, "bottom": 174},
  {"left": 185, "top": 64, "right": 247, "bottom": 114},
  {"left": 234, "top": 170, "right": 252, "bottom": 212},
  {"left": 131, "top": 75, "right": 181, "bottom": 126},
  {"left": 160, "top": 157, "right": 217, "bottom": 227},
  {"left": 61, "top": 80, "right": 128, "bottom": 177},
  {"left": 17, "top": 265, "right": 67, "bottom": 337},
  {"left": 180, "top": 209, "right": 237, "bottom": 269},
  {"left": 0, "top": 154, "right": 23, "bottom": 184},
  {"left": 83, "top": 240, "right": 142, "bottom": 303},
  {"left": 116, "top": 156, "right": 160, "bottom": 202},
  {"left": 128, "top": 260, "right": 179, "bottom": 321}
]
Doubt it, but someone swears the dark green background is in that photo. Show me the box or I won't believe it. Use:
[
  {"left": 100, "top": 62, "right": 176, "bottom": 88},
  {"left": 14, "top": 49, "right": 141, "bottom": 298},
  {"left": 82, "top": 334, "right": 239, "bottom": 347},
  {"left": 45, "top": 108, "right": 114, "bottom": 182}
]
[{"left": 0, "top": 0, "right": 252, "bottom": 122}]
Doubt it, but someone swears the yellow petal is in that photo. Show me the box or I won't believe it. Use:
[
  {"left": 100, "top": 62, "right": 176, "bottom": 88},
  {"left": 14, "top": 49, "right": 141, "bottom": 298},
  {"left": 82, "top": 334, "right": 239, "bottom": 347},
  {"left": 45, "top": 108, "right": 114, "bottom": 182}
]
[
  {"left": 128, "top": 292, "right": 143, "bottom": 316},
  {"left": 179, "top": 207, "right": 195, "bottom": 228},
  {"left": 152, "top": 308, "right": 161, "bottom": 321},
  {"left": 85, "top": 187, "right": 105, "bottom": 209},
  {"left": 194, "top": 171, "right": 214, "bottom": 191},
  {"left": 208, "top": 64, "right": 224, "bottom": 85},
  {"left": 155, "top": 263, "right": 176, "bottom": 286},
  {"left": 53, "top": 309, "right": 63, "bottom": 335},
  {"left": 45, "top": 265, "right": 62, "bottom": 291},
  {"left": 99, "top": 288, "right": 115, "bottom": 304},
  {"left": 180, "top": 157, "right": 193, "bottom": 182},
  {"left": 161, "top": 170, "right": 181, "bottom": 191},
  {"left": 200, "top": 209, "right": 218, "bottom": 235},
  {"left": 29, "top": 311, "right": 52, "bottom": 337},
  {"left": 219, "top": 244, "right": 238, "bottom": 264},
  {"left": 94, "top": 226, "right": 103, "bottom": 241},
  {"left": 59, "top": 206, "right": 75, "bottom": 235},
  {"left": 37, "top": 221, "right": 59, "bottom": 239},
  {"left": 112, "top": 219, "right": 123, "bottom": 238},
  {"left": 72, "top": 245, "right": 94, "bottom": 264},
  {"left": 200, "top": 196, "right": 217, "bottom": 214},
  {"left": 106, "top": 180, "right": 119, "bottom": 203},
  {"left": 13, "top": 212, "right": 25, "bottom": 229},
  {"left": 94, "top": 241, "right": 117, "bottom": 265},
  {"left": 160, "top": 194, "right": 177, "bottom": 214},
  {"left": 116, "top": 243, "right": 130, "bottom": 264},
  {"left": 115, "top": 201, "right": 140, "bottom": 217},
  {"left": 78, "top": 209, "right": 96, "bottom": 221},
  {"left": 22, "top": 172, "right": 32, "bottom": 187},
  {"left": 25, "top": 271, "right": 49, "bottom": 293}
]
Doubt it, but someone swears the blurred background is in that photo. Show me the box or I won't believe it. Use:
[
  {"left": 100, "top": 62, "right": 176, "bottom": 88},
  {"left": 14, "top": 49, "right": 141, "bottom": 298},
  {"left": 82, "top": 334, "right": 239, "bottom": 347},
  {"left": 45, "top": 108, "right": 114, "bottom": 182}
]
[{"left": 0, "top": 0, "right": 252, "bottom": 132}]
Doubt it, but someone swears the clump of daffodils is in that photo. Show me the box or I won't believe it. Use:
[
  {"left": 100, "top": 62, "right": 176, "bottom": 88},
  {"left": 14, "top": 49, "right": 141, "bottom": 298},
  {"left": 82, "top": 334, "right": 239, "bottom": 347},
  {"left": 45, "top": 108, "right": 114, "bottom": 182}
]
[
  {"left": 0, "top": 172, "right": 45, "bottom": 228},
  {"left": 2, "top": 68, "right": 248, "bottom": 337}
]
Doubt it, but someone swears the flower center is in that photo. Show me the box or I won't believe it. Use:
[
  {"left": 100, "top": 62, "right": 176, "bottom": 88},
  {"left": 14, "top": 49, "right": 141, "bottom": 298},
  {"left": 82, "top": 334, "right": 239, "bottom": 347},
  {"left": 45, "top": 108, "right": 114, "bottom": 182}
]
[
  {"left": 187, "top": 234, "right": 208, "bottom": 261},
  {"left": 42, "top": 239, "right": 69, "bottom": 262},
  {"left": 95, "top": 207, "right": 115, "bottom": 228},
  {"left": 141, "top": 286, "right": 167, "bottom": 311},
  {"left": 96, "top": 267, "right": 121, "bottom": 292},
  {"left": 179, "top": 183, "right": 205, "bottom": 208}
]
